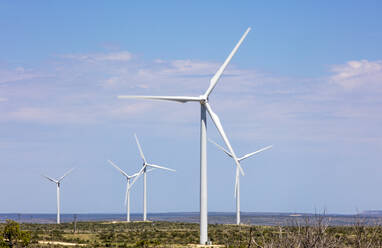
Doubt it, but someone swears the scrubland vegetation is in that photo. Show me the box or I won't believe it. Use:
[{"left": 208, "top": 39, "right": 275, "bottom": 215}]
[{"left": 1, "top": 216, "right": 382, "bottom": 247}]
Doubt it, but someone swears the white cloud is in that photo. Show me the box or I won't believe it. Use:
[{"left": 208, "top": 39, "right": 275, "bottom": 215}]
[
  {"left": 1, "top": 51, "right": 382, "bottom": 145},
  {"left": 60, "top": 51, "right": 132, "bottom": 62},
  {"left": 330, "top": 60, "right": 382, "bottom": 90},
  {"left": 0, "top": 67, "right": 44, "bottom": 84},
  {"left": 104, "top": 77, "right": 120, "bottom": 86},
  {"left": 168, "top": 59, "right": 219, "bottom": 74},
  {"left": 110, "top": 102, "right": 155, "bottom": 118},
  {"left": 5, "top": 107, "right": 87, "bottom": 124},
  {"left": 100, "top": 51, "right": 132, "bottom": 61},
  {"left": 0, "top": 97, "right": 7, "bottom": 102}
]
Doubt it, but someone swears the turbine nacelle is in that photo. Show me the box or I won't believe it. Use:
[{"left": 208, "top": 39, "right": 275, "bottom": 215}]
[
  {"left": 199, "top": 95, "right": 208, "bottom": 103},
  {"left": 107, "top": 160, "right": 139, "bottom": 180},
  {"left": 209, "top": 139, "right": 272, "bottom": 197},
  {"left": 107, "top": 159, "right": 141, "bottom": 206},
  {"left": 42, "top": 168, "right": 75, "bottom": 185},
  {"left": 128, "top": 134, "right": 175, "bottom": 193}
]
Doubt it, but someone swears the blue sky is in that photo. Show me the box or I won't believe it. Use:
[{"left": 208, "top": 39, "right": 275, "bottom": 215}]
[{"left": 0, "top": 1, "right": 382, "bottom": 215}]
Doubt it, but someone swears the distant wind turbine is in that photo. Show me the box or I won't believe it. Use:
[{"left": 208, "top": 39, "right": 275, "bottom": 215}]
[
  {"left": 128, "top": 134, "right": 175, "bottom": 221},
  {"left": 118, "top": 28, "right": 251, "bottom": 244},
  {"left": 107, "top": 160, "right": 141, "bottom": 222},
  {"left": 42, "top": 168, "right": 75, "bottom": 224},
  {"left": 209, "top": 139, "right": 272, "bottom": 225}
]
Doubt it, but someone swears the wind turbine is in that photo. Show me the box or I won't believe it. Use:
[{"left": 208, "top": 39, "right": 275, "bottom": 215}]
[
  {"left": 107, "top": 160, "right": 140, "bottom": 222},
  {"left": 42, "top": 168, "right": 74, "bottom": 224},
  {"left": 209, "top": 139, "right": 272, "bottom": 225},
  {"left": 118, "top": 28, "right": 251, "bottom": 244},
  {"left": 128, "top": 134, "right": 175, "bottom": 221}
]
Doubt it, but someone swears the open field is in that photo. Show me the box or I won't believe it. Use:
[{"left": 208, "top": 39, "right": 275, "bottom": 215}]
[{"left": 2, "top": 216, "right": 382, "bottom": 247}]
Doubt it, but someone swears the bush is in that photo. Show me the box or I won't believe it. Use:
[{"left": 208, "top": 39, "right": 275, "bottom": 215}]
[{"left": 1, "top": 220, "right": 31, "bottom": 247}]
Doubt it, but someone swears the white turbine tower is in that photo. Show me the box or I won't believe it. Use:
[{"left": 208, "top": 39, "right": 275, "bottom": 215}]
[
  {"left": 209, "top": 139, "right": 272, "bottom": 225},
  {"left": 128, "top": 134, "right": 175, "bottom": 221},
  {"left": 118, "top": 28, "right": 251, "bottom": 244},
  {"left": 42, "top": 168, "right": 74, "bottom": 224},
  {"left": 107, "top": 160, "right": 140, "bottom": 222}
]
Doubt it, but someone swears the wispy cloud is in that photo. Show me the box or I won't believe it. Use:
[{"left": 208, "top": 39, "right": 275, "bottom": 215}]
[
  {"left": 0, "top": 67, "right": 45, "bottom": 84},
  {"left": 3, "top": 107, "right": 93, "bottom": 124},
  {"left": 60, "top": 51, "right": 133, "bottom": 63},
  {"left": 330, "top": 60, "right": 382, "bottom": 90},
  {"left": 1, "top": 51, "right": 381, "bottom": 145}
]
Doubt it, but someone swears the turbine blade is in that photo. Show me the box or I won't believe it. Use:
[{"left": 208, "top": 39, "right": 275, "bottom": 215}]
[
  {"left": 128, "top": 168, "right": 144, "bottom": 192},
  {"left": 147, "top": 163, "right": 175, "bottom": 172},
  {"left": 146, "top": 168, "right": 155, "bottom": 173},
  {"left": 134, "top": 134, "right": 147, "bottom": 163},
  {"left": 108, "top": 160, "right": 129, "bottom": 178},
  {"left": 129, "top": 172, "right": 141, "bottom": 178},
  {"left": 208, "top": 139, "right": 233, "bottom": 158},
  {"left": 239, "top": 145, "right": 273, "bottom": 161},
  {"left": 58, "top": 168, "right": 75, "bottom": 182},
  {"left": 205, "top": 103, "right": 244, "bottom": 176},
  {"left": 204, "top": 27, "right": 251, "bottom": 98},
  {"left": 42, "top": 175, "right": 57, "bottom": 184},
  {"left": 118, "top": 95, "right": 202, "bottom": 103}
]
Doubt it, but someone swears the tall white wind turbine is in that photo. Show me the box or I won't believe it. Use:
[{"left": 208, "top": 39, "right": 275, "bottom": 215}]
[
  {"left": 118, "top": 28, "right": 251, "bottom": 244},
  {"left": 107, "top": 160, "right": 140, "bottom": 222},
  {"left": 42, "top": 168, "right": 74, "bottom": 224},
  {"left": 209, "top": 139, "right": 272, "bottom": 225},
  {"left": 128, "top": 134, "right": 175, "bottom": 221}
]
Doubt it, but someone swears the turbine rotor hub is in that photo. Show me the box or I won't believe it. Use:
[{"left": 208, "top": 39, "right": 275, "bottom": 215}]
[{"left": 199, "top": 96, "right": 208, "bottom": 104}]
